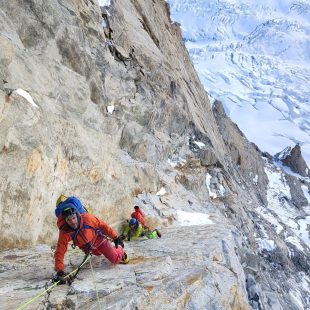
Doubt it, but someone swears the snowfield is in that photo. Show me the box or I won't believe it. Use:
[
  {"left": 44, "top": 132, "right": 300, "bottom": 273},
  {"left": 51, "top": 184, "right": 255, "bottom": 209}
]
[{"left": 168, "top": 0, "right": 310, "bottom": 165}]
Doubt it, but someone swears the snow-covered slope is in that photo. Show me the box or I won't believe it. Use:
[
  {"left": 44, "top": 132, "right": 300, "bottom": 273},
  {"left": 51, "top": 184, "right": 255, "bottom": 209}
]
[
  {"left": 98, "top": 0, "right": 111, "bottom": 6},
  {"left": 168, "top": 0, "right": 310, "bottom": 165}
]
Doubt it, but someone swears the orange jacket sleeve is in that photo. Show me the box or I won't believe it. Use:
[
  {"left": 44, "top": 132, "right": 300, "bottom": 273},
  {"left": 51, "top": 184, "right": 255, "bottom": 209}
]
[
  {"left": 86, "top": 214, "right": 118, "bottom": 240},
  {"left": 54, "top": 231, "right": 71, "bottom": 271},
  {"left": 97, "top": 217, "right": 118, "bottom": 239}
]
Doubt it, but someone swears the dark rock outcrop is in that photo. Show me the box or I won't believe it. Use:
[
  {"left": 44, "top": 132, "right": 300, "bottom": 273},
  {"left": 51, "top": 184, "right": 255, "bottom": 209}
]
[{"left": 275, "top": 144, "right": 310, "bottom": 177}]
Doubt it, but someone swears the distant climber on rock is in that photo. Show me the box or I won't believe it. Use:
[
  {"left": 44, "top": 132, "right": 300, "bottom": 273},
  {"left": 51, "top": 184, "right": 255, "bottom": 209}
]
[
  {"left": 53, "top": 195, "right": 128, "bottom": 284},
  {"left": 131, "top": 205, "right": 148, "bottom": 228},
  {"left": 122, "top": 218, "right": 161, "bottom": 241}
]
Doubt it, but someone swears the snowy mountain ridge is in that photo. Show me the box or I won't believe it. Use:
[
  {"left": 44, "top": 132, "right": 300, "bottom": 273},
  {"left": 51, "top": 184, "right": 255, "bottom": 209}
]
[{"left": 168, "top": 0, "right": 310, "bottom": 165}]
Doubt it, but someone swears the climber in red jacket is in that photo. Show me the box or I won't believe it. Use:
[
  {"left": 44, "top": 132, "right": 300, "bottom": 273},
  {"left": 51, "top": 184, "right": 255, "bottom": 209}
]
[
  {"left": 131, "top": 205, "right": 147, "bottom": 228},
  {"left": 54, "top": 206, "right": 128, "bottom": 284}
]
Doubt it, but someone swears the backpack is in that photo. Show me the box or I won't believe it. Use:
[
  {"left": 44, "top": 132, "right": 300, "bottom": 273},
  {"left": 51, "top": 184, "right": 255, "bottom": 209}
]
[{"left": 55, "top": 196, "right": 88, "bottom": 218}]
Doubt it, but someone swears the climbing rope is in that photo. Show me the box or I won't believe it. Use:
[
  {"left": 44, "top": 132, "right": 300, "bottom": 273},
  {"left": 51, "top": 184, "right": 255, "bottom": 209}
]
[
  {"left": 16, "top": 254, "right": 91, "bottom": 310},
  {"left": 68, "top": 252, "right": 91, "bottom": 283},
  {"left": 69, "top": 246, "right": 86, "bottom": 267},
  {"left": 89, "top": 257, "right": 102, "bottom": 310}
]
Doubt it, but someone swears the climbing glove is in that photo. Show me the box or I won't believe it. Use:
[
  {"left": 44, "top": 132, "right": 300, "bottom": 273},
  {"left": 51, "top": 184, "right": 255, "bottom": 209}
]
[
  {"left": 113, "top": 236, "right": 124, "bottom": 248},
  {"left": 53, "top": 270, "right": 69, "bottom": 285}
]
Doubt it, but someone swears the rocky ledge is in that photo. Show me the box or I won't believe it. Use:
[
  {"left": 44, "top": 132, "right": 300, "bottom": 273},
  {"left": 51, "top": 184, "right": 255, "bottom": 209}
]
[{"left": 1, "top": 213, "right": 249, "bottom": 309}]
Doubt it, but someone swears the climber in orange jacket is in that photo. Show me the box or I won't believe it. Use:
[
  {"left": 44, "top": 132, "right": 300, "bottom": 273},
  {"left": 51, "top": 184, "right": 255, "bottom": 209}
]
[
  {"left": 131, "top": 205, "right": 147, "bottom": 228},
  {"left": 54, "top": 206, "right": 127, "bottom": 283}
]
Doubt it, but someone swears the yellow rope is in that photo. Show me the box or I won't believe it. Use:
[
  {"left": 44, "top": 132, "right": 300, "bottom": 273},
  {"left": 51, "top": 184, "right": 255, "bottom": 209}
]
[
  {"left": 89, "top": 258, "right": 102, "bottom": 310},
  {"left": 16, "top": 255, "right": 91, "bottom": 310},
  {"left": 69, "top": 247, "right": 86, "bottom": 267}
]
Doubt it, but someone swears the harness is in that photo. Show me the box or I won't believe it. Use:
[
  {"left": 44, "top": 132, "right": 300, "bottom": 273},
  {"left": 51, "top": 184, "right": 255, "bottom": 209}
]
[{"left": 70, "top": 223, "right": 107, "bottom": 253}]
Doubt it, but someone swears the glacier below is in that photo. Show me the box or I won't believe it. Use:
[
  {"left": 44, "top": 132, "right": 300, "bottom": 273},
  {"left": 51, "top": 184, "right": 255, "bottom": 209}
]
[{"left": 168, "top": 0, "right": 310, "bottom": 165}]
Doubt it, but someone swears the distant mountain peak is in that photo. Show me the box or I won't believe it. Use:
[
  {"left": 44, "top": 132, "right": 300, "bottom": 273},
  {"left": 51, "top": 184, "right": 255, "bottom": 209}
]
[
  {"left": 168, "top": 0, "right": 310, "bottom": 166},
  {"left": 275, "top": 144, "right": 310, "bottom": 177}
]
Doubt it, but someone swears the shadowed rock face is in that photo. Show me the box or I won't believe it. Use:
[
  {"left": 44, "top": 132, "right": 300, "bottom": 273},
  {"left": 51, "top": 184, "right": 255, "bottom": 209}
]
[
  {"left": 276, "top": 144, "right": 310, "bottom": 177},
  {"left": 0, "top": 0, "right": 310, "bottom": 309}
]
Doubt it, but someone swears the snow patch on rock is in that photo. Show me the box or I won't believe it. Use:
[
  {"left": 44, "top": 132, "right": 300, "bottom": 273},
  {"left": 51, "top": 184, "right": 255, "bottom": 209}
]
[
  {"left": 168, "top": 157, "right": 186, "bottom": 168},
  {"left": 206, "top": 173, "right": 217, "bottom": 199},
  {"left": 177, "top": 210, "right": 214, "bottom": 226},
  {"left": 193, "top": 141, "right": 205, "bottom": 149},
  {"left": 98, "top": 0, "right": 111, "bottom": 6},
  {"left": 156, "top": 187, "right": 167, "bottom": 196},
  {"left": 256, "top": 238, "right": 275, "bottom": 252},
  {"left": 106, "top": 105, "right": 115, "bottom": 114},
  {"left": 12, "top": 88, "right": 39, "bottom": 108}
]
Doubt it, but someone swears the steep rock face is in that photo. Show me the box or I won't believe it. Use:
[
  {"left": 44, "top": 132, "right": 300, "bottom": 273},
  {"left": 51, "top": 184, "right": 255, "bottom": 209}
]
[
  {"left": 0, "top": 0, "right": 310, "bottom": 309},
  {"left": 0, "top": 0, "right": 228, "bottom": 248},
  {"left": 212, "top": 100, "right": 268, "bottom": 205}
]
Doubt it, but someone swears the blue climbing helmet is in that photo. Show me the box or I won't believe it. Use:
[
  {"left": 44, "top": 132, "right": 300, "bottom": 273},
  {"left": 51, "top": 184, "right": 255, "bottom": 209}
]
[{"left": 129, "top": 218, "right": 138, "bottom": 227}]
